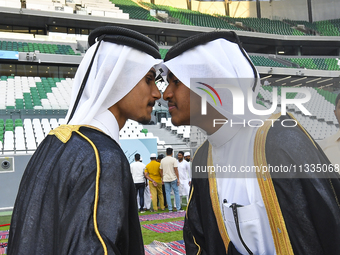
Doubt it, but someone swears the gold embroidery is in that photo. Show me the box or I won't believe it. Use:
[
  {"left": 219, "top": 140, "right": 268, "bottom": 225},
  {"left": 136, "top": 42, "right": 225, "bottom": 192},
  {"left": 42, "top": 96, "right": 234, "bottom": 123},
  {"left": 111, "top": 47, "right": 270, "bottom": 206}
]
[
  {"left": 49, "top": 125, "right": 108, "bottom": 254},
  {"left": 254, "top": 113, "right": 294, "bottom": 255},
  {"left": 187, "top": 141, "right": 207, "bottom": 253},
  {"left": 186, "top": 185, "right": 194, "bottom": 219},
  {"left": 193, "top": 235, "right": 202, "bottom": 255},
  {"left": 49, "top": 125, "right": 104, "bottom": 143},
  {"left": 75, "top": 130, "right": 108, "bottom": 255},
  {"left": 48, "top": 125, "right": 81, "bottom": 143},
  {"left": 207, "top": 143, "right": 230, "bottom": 253}
]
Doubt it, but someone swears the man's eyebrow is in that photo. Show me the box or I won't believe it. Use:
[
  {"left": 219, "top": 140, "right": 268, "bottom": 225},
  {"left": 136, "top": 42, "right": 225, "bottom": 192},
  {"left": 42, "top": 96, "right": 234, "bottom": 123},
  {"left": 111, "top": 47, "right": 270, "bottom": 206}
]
[
  {"left": 166, "top": 72, "right": 174, "bottom": 83},
  {"left": 148, "top": 70, "right": 156, "bottom": 78}
]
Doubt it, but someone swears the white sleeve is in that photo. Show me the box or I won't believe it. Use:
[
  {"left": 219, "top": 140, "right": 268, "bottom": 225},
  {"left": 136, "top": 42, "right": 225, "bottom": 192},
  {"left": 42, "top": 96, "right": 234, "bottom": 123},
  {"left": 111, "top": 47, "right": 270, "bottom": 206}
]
[{"left": 187, "top": 162, "right": 191, "bottom": 180}]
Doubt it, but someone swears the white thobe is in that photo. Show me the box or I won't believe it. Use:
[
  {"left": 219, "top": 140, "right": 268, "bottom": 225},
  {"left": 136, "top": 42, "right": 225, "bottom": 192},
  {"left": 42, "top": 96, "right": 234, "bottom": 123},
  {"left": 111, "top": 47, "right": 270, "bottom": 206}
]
[{"left": 208, "top": 123, "right": 276, "bottom": 255}]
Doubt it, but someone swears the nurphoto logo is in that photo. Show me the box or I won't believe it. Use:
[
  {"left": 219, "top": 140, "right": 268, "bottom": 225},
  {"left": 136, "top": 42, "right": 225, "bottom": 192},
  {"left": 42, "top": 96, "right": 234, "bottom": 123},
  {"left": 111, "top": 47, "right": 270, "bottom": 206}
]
[{"left": 194, "top": 78, "right": 312, "bottom": 128}]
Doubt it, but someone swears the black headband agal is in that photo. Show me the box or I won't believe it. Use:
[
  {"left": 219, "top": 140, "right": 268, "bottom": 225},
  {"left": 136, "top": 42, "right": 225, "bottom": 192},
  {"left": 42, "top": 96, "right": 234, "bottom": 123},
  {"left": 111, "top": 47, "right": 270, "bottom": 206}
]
[
  {"left": 88, "top": 26, "right": 161, "bottom": 59},
  {"left": 164, "top": 31, "right": 258, "bottom": 91},
  {"left": 67, "top": 26, "right": 160, "bottom": 124}
]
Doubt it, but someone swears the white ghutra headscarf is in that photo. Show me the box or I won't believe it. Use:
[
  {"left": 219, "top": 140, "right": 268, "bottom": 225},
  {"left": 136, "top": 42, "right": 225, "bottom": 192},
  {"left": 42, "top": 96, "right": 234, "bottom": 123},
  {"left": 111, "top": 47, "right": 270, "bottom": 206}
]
[
  {"left": 163, "top": 34, "right": 266, "bottom": 123},
  {"left": 66, "top": 32, "right": 162, "bottom": 125}
]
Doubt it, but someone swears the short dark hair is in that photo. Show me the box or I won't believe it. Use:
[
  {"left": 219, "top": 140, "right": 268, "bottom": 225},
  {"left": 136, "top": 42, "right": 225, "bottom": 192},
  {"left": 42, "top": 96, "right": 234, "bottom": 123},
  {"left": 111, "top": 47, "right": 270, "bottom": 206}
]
[
  {"left": 166, "top": 148, "right": 173, "bottom": 155},
  {"left": 135, "top": 153, "right": 140, "bottom": 161},
  {"left": 335, "top": 93, "right": 340, "bottom": 109},
  {"left": 157, "top": 154, "right": 164, "bottom": 160},
  {"left": 178, "top": 151, "right": 184, "bottom": 156}
]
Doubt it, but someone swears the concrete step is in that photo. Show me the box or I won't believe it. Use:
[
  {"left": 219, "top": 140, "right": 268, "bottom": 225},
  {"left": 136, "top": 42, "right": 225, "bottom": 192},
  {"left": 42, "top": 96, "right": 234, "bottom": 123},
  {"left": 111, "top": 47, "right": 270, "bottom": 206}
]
[{"left": 144, "top": 123, "right": 186, "bottom": 146}]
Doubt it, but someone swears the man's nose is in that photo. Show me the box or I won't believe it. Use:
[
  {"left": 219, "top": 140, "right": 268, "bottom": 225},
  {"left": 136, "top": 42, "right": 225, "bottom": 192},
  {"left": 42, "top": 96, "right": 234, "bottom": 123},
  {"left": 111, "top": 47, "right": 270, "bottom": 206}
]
[
  {"left": 163, "top": 86, "right": 173, "bottom": 101},
  {"left": 153, "top": 83, "right": 161, "bottom": 100}
]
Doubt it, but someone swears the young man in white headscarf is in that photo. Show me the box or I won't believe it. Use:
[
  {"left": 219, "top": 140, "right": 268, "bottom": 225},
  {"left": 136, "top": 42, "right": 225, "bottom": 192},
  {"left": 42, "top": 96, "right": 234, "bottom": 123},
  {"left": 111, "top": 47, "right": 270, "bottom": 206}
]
[
  {"left": 8, "top": 26, "right": 162, "bottom": 255},
  {"left": 162, "top": 31, "right": 340, "bottom": 255}
]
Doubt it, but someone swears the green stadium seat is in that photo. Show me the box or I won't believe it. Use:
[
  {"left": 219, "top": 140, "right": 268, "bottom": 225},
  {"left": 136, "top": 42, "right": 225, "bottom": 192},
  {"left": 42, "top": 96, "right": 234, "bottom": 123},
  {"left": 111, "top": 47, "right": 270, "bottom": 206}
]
[
  {"left": 15, "top": 119, "right": 23, "bottom": 126},
  {"left": 110, "top": 0, "right": 159, "bottom": 21}
]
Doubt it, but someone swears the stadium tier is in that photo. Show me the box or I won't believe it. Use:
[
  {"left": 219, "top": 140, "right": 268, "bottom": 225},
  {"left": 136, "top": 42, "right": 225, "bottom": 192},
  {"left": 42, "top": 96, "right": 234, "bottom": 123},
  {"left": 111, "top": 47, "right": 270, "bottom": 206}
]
[
  {"left": 315, "top": 19, "right": 340, "bottom": 36},
  {"left": 141, "top": 2, "right": 240, "bottom": 30},
  {"left": 158, "top": 50, "right": 340, "bottom": 71},
  {"left": 0, "top": 117, "right": 172, "bottom": 154},
  {"left": 283, "top": 19, "right": 318, "bottom": 35},
  {"left": 220, "top": 16, "right": 306, "bottom": 35},
  {"left": 109, "top": 0, "right": 158, "bottom": 21},
  {"left": 288, "top": 58, "right": 340, "bottom": 70},
  {"left": 250, "top": 55, "right": 289, "bottom": 68},
  {"left": 0, "top": 41, "right": 77, "bottom": 55},
  {"left": 283, "top": 19, "right": 340, "bottom": 36},
  {"left": 0, "top": 76, "right": 72, "bottom": 110},
  {"left": 258, "top": 86, "right": 338, "bottom": 140},
  {"left": 0, "top": 118, "right": 65, "bottom": 153}
]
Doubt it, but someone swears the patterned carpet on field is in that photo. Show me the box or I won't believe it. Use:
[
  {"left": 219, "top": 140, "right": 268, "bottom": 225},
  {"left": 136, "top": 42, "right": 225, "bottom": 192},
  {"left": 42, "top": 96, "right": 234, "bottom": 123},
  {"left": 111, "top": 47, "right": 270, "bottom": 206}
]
[
  {"left": 0, "top": 229, "right": 9, "bottom": 255},
  {"left": 0, "top": 242, "right": 7, "bottom": 255},
  {"left": 139, "top": 211, "right": 185, "bottom": 222},
  {"left": 144, "top": 240, "right": 185, "bottom": 255},
  {"left": 142, "top": 220, "right": 184, "bottom": 233}
]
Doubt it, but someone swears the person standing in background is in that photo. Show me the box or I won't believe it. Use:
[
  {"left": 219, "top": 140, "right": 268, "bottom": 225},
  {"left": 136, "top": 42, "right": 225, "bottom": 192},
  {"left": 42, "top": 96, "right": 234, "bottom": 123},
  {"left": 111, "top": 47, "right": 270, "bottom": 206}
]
[
  {"left": 160, "top": 148, "right": 183, "bottom": 212},
  {"left": 184, "top": 151, "right": 191, "bottom": 163},
  {"left": 144, "top": 153, "right": 165, "bottom": 212},
  {"left": 157, "top": 154, "right": 167, "bottom": 208},
  {"left": 130, "top": 153, "right": 146, "bottom": 213},
  {"left": 177, "top": 151, "right": 191, "bottom": 206}
]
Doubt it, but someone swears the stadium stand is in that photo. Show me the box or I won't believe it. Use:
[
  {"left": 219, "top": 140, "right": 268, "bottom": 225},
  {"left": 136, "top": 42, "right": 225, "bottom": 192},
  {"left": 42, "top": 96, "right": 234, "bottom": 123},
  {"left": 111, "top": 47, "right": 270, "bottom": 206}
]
[
  {"left": 157, "top": 50, "right": 340, "bottom": 71},
  {"left": 78, "top": 0, "right": 127, "bottom": 18},
  {"left": 109, "top": 0, "right": 158, "bottom": 21},
  {"left": 281, "top": 18, "right": 340, "bottom": 37},
  {"left": 250, "top": 55, "right": 290, "bottom": 68},
  {"left": 288, "top": 57, "right": 340, "bottom": 70},
  {"left": 0, "top": 0, "right": 20, "bottom": 8},
  {"left": 0, "top": 76, "right": 72, "bottom": 111},
  {"left": 315, "top": 19, "right": 340, "bottom": 36},
  {"left": 220, "top": 16, "right": 306, "bottom": 35},
  {"left": 1, "top": 2, "right": 340, "bottom": 255},
  {"left": 283, "top": 19, "right": 318, "bottom": 35},
  {"left": 0, "top": 117, "right": 63, "bottom": 153},
  {"left": 258, "top": 85, "right": 338, "bottom": 140},
  {"left": 0, "top": 40, "right": 76, "bottom": 55},
  {"left": 0, "top": 117, "right": 175, "bottom": 154},
  {"left": 141, "top": 2, "right": 241, "bottom": 30},
  {"left": 22, "top": 0, "right": 129, "bottom": 18}
]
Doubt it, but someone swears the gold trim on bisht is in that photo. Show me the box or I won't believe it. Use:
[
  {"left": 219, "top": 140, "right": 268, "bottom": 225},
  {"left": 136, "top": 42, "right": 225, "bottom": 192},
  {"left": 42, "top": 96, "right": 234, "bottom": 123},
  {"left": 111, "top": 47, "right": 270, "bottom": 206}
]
[
  {"left": 254, "top": 112, "right": 294, "bottom": 255},
  {"left": 186, "top": 185, "right": 194, "bottom": 219},
  {"left": 207, "top": 143, "right": 231, "bottom": 253},
  {"left": 49, "top": 124, "right": 104, "bottom": 143},
  {"left": 48, "top": 125, "right": 81, "bottom": 143},
  {"left": 186, "top": 140, "right": 207, "bottom": 219},
  {"left": 75, "top": 130, "right": 108, "bottom": 255},
  {"left": 49, "top": 124, "right": 108, "bottom": 254}
]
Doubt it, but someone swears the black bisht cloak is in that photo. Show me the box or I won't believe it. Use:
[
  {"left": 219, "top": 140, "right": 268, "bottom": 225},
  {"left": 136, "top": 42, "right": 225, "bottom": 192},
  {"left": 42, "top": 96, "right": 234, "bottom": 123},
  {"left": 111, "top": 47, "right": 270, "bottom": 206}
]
[
  {"left": 8, "top": 26, "right": 162, "bottom": 255},
  {"left": 8, "top": 126, "right": 144, "bottom": 254},
  {"left": 184, "top": 114, "right": 340, "bottom": 255},
  {"left": 163, "top": 29, "right": 340, "bottom": 255}
]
